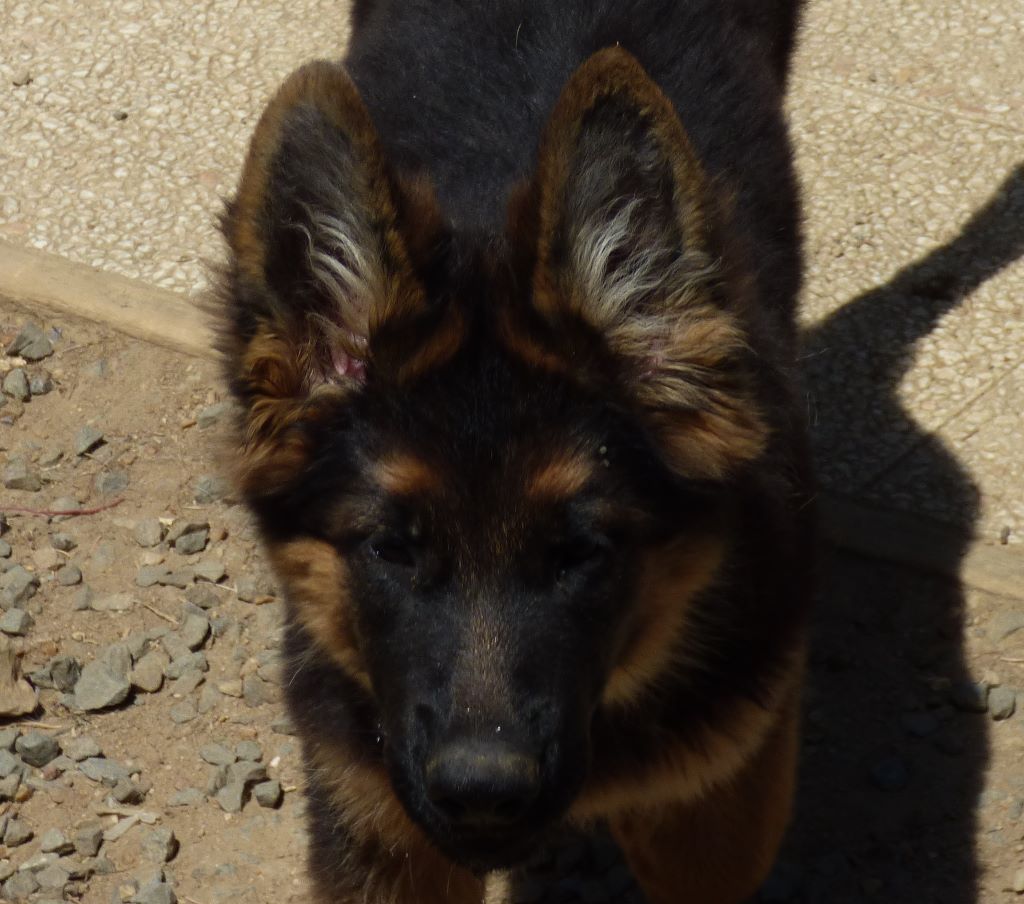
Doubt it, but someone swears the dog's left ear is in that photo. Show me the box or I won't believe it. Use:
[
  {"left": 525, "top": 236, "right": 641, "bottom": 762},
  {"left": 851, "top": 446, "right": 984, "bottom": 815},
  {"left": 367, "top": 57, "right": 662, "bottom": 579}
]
[
  {"left": 532, "top": 48, "right": 767, "bottom": 479},
  {"left": 218, "top": 60, "right": 435, "bottom": 497}
]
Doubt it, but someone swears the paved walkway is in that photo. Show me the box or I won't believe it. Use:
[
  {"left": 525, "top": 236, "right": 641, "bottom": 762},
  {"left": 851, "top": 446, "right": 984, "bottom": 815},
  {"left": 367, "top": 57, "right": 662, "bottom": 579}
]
[{"left": 1, "top": 0, "right": 1021, "bottom": 545}]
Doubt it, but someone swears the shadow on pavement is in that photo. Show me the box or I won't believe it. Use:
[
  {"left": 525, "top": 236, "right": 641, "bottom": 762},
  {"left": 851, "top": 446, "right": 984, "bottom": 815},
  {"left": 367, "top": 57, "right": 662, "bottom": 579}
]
[{"left": 772, "top": 163, "right": 1024, "bottom": 903}]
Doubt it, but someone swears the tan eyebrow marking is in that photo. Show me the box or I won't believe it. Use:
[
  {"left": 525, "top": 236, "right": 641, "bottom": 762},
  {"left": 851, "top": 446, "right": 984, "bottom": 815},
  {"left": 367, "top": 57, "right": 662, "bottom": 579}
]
[
  {"left": 525, "top": 453, "right": 594, "bottom": 500},
  {"left": 371, "top": 453, "right": 442, "bottom": 496}
]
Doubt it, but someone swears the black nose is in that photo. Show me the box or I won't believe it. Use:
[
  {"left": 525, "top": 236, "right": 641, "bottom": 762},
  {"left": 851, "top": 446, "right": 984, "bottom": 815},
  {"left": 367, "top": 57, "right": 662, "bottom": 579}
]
[{"left": 425, "top": 739, "right": 541, "bottom": 829}]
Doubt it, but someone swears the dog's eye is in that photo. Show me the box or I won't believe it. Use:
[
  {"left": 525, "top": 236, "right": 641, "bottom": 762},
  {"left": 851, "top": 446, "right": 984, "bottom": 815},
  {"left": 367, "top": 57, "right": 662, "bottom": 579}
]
[
  {"left": 554, "top": 536, "right": 608, "bottom": 581},
  {"left": 370, "top": 538, "right": 416, "bottom": 568}
]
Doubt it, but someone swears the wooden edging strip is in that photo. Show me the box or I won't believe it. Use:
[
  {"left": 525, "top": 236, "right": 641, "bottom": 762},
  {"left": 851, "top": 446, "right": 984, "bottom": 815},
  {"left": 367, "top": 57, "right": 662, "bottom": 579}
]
[
  {"left": 0, "top": 240, "right": 215, "bottom": 359},
  {"left": 3, "top": 241, "right": 1024, "bottom": 600}
]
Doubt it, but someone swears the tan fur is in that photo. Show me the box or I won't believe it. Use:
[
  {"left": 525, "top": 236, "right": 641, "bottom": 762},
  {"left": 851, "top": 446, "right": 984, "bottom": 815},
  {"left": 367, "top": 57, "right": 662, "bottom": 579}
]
[
  {"left": 531, "top": 47, "right": 768, "bottom": 480},
  {"left": 371, "top": 453, "right": 442, "bottom": 497},
  {"left": 606, "top": 682, "right": 801, "bottom": 904},
  {"left": 601, "top": 532, "right": 726, "bottom": 707},
  {"left": 575, "top": 651, "right": 803, "bottom": 822},
  {"left": 525, "top": 454, "right": 594, "bottom": 500},
  {"left": 268, "top": 538, "right": 372, "bottom": 692},
  {"left": 307, "top": 740, "right": 485, "bottom": 904}
]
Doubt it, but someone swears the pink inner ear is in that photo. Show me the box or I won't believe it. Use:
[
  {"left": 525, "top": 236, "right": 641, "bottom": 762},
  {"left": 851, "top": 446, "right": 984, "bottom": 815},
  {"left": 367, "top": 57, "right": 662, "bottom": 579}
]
[{"left": 331, "top": 340, "right": 367, "bottom": 383}]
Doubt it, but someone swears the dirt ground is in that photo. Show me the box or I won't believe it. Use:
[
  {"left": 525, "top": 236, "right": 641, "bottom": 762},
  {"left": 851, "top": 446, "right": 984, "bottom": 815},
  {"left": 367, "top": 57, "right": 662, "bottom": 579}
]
[{"left": 2, "top": 300, "right": 1024, "bottom": 904}]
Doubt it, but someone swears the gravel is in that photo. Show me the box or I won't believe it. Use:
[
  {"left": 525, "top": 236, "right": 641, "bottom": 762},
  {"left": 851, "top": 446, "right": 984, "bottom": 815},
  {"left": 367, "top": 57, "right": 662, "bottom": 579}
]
[
  {"left": 173, "top": 527, "right": 209, "bottom": 555},
  {"left": 2, "top": 369, "right": 30, "bottom": 402},
  {"left": 78, "top": 757, "right": 131, "bottom": 786},
  {"left": 180, "top": 614, "right": 210, "bottom": 651},
  {"left": 0, "top": 565, "right": 39, "bottom": 607},
  {"left": 72, "top": 823, "right": 104, "bottom": 858},
  {"left": 131, "top": 651, "right": 169, "bottom": 693},
  {"left": 39, "top": 829, "right": 73, "bottom": 855},
  {"left": 950, "top": 680, "right": 990, "bottom": 713},
  {"left": 55, "top": 564, "right": 82, "bottom": 586},
  {"left": 253, "top": 780, "right": 283, "bottom": 809},
  {"left": 2, "top": 460, "right": 42, "bottom": 492},
  {"left": 141, "top": 827, "right": 178, "bottom": 864},
  {"left": 194, "top": 475, "right": 230, "bottom": 504},
  {"left": 133, "top": 519, "right": 165, "bottom": 548},
  {"left": 15, "top": 731, "right": 60, "bottom": 767},
  {"left": 91, "top": 592, "right": 136, "bottom": 613},
  {"left": 6, "top": 324, "right": 54, "bottom": 361},
  {"left": 0, "top": 609, "right": 33, "bottom": 636},
  {"left": 989, "top": 686, "right": 1017, "bottom": 720},
  {"left": 62, "top": 737, "right": 102, "bottom": 762},
  {"left": 73, "top": 658, "right": 131, "bottom": 712},
  {"left": 199, "top": 743, "right": 236, "bottom": 767},
  {"left": 4, "top": 818, "right": 33, "bottom": 847},
  {"left": 235, "top": 740, "right": 263, "bottom": 762},
  {"left": 72, "top": 426, "right": 104, "bottom": 457}
]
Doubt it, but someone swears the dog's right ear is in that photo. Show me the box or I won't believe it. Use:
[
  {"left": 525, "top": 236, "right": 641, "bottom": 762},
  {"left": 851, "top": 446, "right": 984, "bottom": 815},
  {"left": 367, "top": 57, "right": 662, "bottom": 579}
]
[{"left": 218, "top": 61, "right": 428, "bottom": 497}]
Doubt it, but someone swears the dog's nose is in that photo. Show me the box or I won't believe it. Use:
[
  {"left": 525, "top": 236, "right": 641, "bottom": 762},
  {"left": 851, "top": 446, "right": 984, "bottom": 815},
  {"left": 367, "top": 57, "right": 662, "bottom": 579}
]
[{"left": 425, "top": 739, "right": 541, "bottom": 829}]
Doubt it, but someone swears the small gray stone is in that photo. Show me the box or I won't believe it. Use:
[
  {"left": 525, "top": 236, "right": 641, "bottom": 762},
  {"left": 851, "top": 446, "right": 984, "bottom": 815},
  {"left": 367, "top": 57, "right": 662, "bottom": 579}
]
[
  {"left": 74, "top": 660, "right": 131, "bottom": 711},
  {"left": 170, "top": 669, "right": 204, "bottom": 697},
  {"left": 0, "top": 540, "right": 11, "bottom": 559},
  {"left": 0, "top": 749, "right": 22, "bottom": 777},
  {"left": 2, "top": 460, "right": 41, "bottom": 492},
  {"left": 199, "top": 743, "right": 236, "bottom": 767},
  {"left": 235, "top": 574, "right": 276, "bottom": 603},
  {"left": 950, "top": 680, "right": 989, "bottom": 713},
  {"left": 78, "top": 757, "right": 130, "bottom": 786},
  {"left": 38, "top": 446, "right": 63, "bottom": 467},
  {"left": 63, "top": 736, "right": 102, "bottom": 762},
  {"left": 197, "top": 682, "right": 222, "bottom": 714},
  {"left": 73, "top": 822, "right": 104, "bottom": 857},
  {"left": 215, "top": 782, "right": 247, "bottom": 813},
  {"left": 73, "top": 426, "right": 104, "bottom": 456},
  {"left": 192, "top": 560, "right": 226, "bottom": 584},
  {"left": 169, "top": 701, "right": 197, "bottom": 724},
  {"left": 59, "top": 858, "right": 91, "bottom": 881},
  {"left": 165, "top": 652, "right": 208, "bottom": 679},
  {"left": 131, "top": 651, "right": 169, "bottom": 694},
  {"left": 228, "top": 760, "right": 267, "bottom": 788},
  {"left": 235, "top": 740, "right": 263, "bottom": 763},
  {"left": 46, "top": 655, "right": 80, "bottom": 693},
  {"left": 0, "top": 861, "right": 13, "bottom": 882},
  {"left": 0, "top": 609, "right": 33, "bottom": 636},
  {"left": 206, "top": 764, "right": 229, "bottom": 796},
  {"left": 271, "top": 716, "right": 297, "bottom": 736},
  {"left": 185, "top": 583, "right": 219, "bottom": 610},
  {"left": 132, "top": 519, "right": 165, "bottom": 548},
  {"left": 2, "top": 369, "right": 30, "bottom": 402},
  {"left": 47, "top": 533, "right": 75, "bottom": 552},
  {"left": 253, "top": 780, "right": 282, "bottom": 809},
  {"left": 135, "top": 878, "right": 177, "bottom": 904},
  {"left": 166, "top": 520, "right": 209, "bottom": 544},
  {"left": 161, "top": 633, "right": 191, "bottom": 662},
  {"left": 72, "top": 585, "right": 94, "bottom": 611},
  {"left": 19, "top": 851, "right": 57, "bottom": 872},
  {"left": 7, "top": 323, "right": 53, "bottom": 361},
  {"left": 2, "top": 870, "right": 39, "bottom": 901},
  {"left": 15, "top": 730, "right": 59, "bottom": 767},
  {"left": 180, "top": 614, "right": 210, "bottom": 651},
  {"left": 4, "top": 818, "right": 33, "bottom": 846},
  {"left": 989, "top": 611, "right": 1024, "bottom": 643},
  {"left": 102, "top": 643, "right": 133, "bottom": 679},
  {"left": 989, "top": 686, "right": 1017, "bottom": 721},
  {"left": 1, "top": 565, "right": 39, "bottom": 606},
  {"left": 194, "top": 475, "right": 230, "bottom": 504},
  {"left": 56, "top": 564, "right": 82, "bottom": 586},
  {"left": 27, "top": 371, "right": 53, "bottom": 396},
  {"left": 94, "top": 470, "right": 129, "bottom": 495},
  {"left": 39, "top": 829, "right": 73, "bottom": 855},
  {"left": 168, "top": 787, "right": 203, "bottom": 807},
  {"left": 141, "top": 827, "right": 178, "bottom": 863},
  {"left": 173, "top": 528, "right": 209, "bottom": 556},
  {"left": 242, "top": 674, "right": 273, "bottom": 707},
  {"left": 197, "top": 401, "right": 232, "bottom": 428},
  {"left": 35, "top": 862, "right": 70, "bottom": 891},
  {"left": 0, "top": 773, "right": 21, "bottom": 801},
  {"left": 136, "top": 565, "right": 170, "bottom": 588},
  {"left": 161, "top": 569, "right": 195, "bottom": 589},
  {"left": 111, "top": 778, "right": 148, "bottom": 804},
  {"left": 0, "top": 728, "right": 18, "bottom": 751}
]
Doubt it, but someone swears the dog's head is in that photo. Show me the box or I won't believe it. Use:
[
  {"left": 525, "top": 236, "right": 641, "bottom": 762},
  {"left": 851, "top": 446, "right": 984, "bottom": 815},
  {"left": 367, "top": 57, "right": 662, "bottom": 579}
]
[{"left": 219, "top": 49, "right": 767, "bottom": 869}]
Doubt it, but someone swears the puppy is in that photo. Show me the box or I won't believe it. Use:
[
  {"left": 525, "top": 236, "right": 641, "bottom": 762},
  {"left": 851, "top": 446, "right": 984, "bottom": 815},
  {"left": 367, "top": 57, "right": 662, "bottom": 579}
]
[{"left": 217, "top": 2, "right": 812, "bottom": 901}]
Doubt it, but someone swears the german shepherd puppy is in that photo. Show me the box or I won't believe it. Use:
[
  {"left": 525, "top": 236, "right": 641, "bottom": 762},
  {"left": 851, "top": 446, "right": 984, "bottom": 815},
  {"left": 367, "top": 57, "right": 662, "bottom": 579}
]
[{"left": 217, "top": 1, "right": 813, "bottom": 901}]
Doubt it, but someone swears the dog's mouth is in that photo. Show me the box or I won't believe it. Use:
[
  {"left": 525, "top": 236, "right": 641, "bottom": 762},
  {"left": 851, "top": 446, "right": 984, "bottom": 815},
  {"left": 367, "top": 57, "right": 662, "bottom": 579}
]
[{"left": 426, "top": 821, "right": 546, "bottom": 873}]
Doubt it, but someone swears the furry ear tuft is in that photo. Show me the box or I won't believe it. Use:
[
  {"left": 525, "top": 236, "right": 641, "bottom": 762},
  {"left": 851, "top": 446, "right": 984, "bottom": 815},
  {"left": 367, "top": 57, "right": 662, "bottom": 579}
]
[
  {"left": 217, "top": 60, "right": 427, "bottom": 497},
  {"left": 532, "top": 48, "right": 767, "bottom": 479}
]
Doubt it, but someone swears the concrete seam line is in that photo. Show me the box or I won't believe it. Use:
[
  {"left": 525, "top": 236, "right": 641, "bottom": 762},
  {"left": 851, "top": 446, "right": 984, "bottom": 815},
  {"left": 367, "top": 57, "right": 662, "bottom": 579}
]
[{"left": 0, "top": 240, "right": 215, "bottom": 360}]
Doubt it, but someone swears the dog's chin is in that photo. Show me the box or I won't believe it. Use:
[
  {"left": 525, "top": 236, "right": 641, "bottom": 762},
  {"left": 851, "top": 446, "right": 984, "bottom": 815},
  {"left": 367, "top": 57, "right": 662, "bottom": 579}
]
[{"left": 428, "top": 826, "right": 542, "bottom": 874}]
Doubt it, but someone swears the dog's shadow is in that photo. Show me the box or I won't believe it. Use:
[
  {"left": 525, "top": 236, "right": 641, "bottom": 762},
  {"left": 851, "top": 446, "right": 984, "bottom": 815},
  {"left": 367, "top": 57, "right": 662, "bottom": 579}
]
[{"left": 774, "top": 162, "right": 1024, "bottom": 904}]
